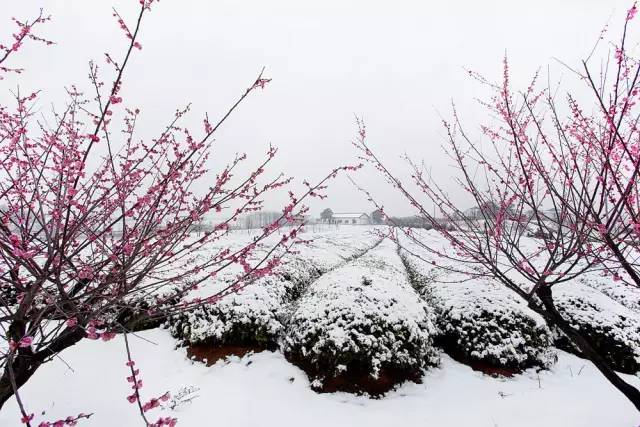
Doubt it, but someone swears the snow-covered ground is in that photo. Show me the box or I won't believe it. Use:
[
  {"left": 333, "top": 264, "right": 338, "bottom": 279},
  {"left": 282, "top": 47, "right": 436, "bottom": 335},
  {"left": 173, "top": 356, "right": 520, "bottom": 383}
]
[
  {"left": 1, "top": 329, "right": 638, "bottom": 427},
  {"left": 2, "top": 225, "right": 640, "bottom": 426}
]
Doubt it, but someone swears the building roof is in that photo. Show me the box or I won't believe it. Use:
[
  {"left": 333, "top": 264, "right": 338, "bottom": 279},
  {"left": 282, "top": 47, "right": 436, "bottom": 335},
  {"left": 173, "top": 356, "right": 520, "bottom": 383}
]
[{"left": 332, "top": 213, "right": 369, "bottom": 218}]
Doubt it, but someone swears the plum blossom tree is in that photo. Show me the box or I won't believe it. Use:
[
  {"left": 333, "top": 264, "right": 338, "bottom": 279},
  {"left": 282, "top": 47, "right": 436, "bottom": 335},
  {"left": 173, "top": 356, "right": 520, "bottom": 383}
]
[
  {"left": 0, "top": 2, "right": 356, "bottom": 425},
  {"left": 572, "top": 4, "right": 640, "bottom": 290},
  {"left": 355, "top": 3, "right": 640, "bottom": 410}
]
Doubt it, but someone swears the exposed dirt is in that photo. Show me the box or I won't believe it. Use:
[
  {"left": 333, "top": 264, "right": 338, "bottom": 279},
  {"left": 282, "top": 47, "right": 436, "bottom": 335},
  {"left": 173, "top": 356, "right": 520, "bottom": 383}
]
[
  {"left": 317, "top": 367, "right": 423, "bottom": 396},
  {"left": 285, "top": 352, "right": 424, "bottom": 397},
  {"left": 438, "top": 346, "right": 521, "bottom": 377},
  {"left": 186, "top": 343, "right": 267, "bottom": 366},
  {"left": 463, "top": 359, "right": 519, "bottom": 377}
]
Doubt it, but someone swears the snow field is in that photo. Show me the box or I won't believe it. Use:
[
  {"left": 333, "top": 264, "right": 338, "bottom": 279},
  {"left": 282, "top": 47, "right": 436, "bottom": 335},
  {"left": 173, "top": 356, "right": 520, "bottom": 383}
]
[
  {"left": 2, "top": 228, "right": 640, "bottom": 425},
  {"left": 2, "top": 329, "right": 639, "bottom": 427}
]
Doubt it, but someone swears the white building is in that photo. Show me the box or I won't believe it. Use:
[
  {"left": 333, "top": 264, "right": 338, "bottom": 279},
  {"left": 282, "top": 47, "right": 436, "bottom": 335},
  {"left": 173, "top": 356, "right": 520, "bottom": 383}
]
[{"left": 331, "top": 212, "right": 371, "bottom": 225}]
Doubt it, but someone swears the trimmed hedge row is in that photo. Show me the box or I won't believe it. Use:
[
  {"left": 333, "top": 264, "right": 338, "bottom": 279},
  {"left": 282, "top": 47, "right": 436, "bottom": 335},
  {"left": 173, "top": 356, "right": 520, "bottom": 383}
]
[
  {"left": 578, "top": 273, "right": 640, "bottom": 314},
  {"left": 398, "top": 237, "right": 556, "bottom": 372},
  {"left": 168, "top": 258, "right": 320, "bottom": 348},
  {"left": 168, "top": 229, "right": 382, "bottom": 347},
  {"left": 282, "top": 239, "right": 439, "bottom": 395},
  {"left": 399, "top": 231, "right": 640, "bottom": 374},
  {"left": 554, "top": 282, "right": 640, "bottom": 374}
]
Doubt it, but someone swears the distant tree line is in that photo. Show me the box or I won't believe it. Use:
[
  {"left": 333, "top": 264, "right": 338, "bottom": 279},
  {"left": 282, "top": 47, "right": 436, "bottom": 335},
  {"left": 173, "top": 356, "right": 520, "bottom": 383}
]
[{"left": 385, "top": 215, "right": 432, "bottom": 229}]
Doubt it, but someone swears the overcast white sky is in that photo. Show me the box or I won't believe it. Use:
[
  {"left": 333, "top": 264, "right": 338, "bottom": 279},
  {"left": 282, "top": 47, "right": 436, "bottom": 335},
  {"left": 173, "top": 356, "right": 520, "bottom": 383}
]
[{"left": 0, "top": 0, "right": 633, "bottom": 216}]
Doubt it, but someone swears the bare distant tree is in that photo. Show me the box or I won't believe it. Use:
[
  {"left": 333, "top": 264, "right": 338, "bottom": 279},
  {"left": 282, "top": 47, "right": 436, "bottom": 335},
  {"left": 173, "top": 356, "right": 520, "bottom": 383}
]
[
  {"left": 370, "top": 209, "right": 384, "bottom": 224},
  {"left": 320, "top": 208, "right": 334, "bottom": 223}
]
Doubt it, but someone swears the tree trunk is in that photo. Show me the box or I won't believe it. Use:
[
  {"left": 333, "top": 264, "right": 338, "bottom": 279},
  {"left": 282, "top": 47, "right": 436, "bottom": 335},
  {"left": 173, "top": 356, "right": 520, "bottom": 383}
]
[
  {"left": 0, "top": 354, "right": 41, "bottom": 410},
  {"left": 535, "top": 286, "right": 640, "bottom": 411},
  {"left": 0, "top": 327, "right": 86, "bottom": 410}
]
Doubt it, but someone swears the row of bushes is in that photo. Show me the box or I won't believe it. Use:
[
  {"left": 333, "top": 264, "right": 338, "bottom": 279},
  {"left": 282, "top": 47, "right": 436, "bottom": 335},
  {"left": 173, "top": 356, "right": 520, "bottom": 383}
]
[
  {"left": 398, "top": 233, "right": 640, "bottom": 375},
  {"left": 399, "top": 245, "right": 556, "bottom": 372},
  {"left": 172, "top": 228, "right": 640, "bottom": 397},
  {"left": 553, "top": 282, "right": 640, "bottom": 374},
  {"left": 168, "top": 229, "right": 383, "bottom": 348},
  {"left": 282, "top": 239, "right": 439, "bottom": 394},
  {"left": 578, "top": 272, "right": 640, "bottom": 314}
]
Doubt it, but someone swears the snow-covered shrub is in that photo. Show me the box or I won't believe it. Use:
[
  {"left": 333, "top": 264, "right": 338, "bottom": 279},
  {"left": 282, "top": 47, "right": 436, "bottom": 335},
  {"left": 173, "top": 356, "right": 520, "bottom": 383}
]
[
  {"left": 553, "top": 282, "right": 640, "bottom": 374},
  {"left": 579, "top": 273, "right": 640, "bottom": 314},
  {"left": 399, "top": 241, "right": 555, "bottom": 372},
  {"left": 169, "top": 228, "right": 383, "bottom": 347},
  {"left": 431, "top": 286, "right": 555, "bottom": 370},
  {"left": 168, "top": 259, "right": 321, "bottom": 347},
  {"left": 282, "top": 240, "right": 438, "bottom": 395}
]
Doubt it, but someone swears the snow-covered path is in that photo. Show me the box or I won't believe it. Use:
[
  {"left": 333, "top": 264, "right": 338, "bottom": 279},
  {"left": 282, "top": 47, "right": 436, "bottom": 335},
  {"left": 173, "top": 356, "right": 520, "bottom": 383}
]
[{"left": 1, "top": 329, "right": 638, "bottom": 426}]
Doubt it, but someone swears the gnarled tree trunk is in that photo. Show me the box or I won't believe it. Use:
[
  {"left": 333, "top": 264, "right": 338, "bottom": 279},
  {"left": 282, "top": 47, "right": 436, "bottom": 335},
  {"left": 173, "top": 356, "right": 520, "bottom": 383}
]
[
  {"left": 0, "top": 327, "right": 86, "bottom": 410},
  {"left": 534, "top": 286, "right": 640, "bottom": 411}
]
